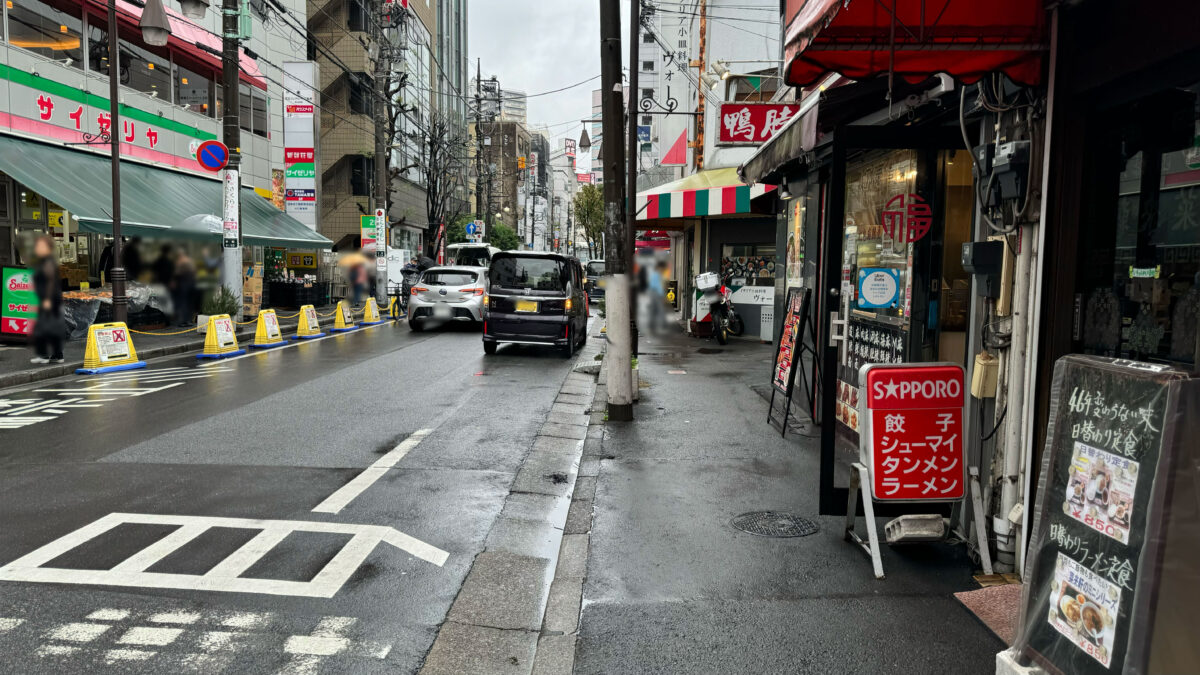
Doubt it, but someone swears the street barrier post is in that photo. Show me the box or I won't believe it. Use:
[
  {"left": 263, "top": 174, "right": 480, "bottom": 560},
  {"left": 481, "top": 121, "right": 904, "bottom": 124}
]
[
  {"left": 330, "top": 300, "right": 358, "bottom": 333},
  {"left": 76, "top": 322, "right": 147, "bottom": 374},
  {"left": 359, "top": 297, "right": 386, "bottom": 326},
  {"left": 296, "top": 304, "right": 325, "bottom": 339},
  {"left": 249, "top": 309, "right": 288, "bottom": 349},
  {"left": 196, "top": 314, "right": 246, "bottom": 359}
]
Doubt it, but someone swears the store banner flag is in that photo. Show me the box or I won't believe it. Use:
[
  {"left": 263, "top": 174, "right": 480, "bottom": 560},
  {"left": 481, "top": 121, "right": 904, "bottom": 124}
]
[{"left": 2, "top": 267, "right": 35, "bottom": 336}]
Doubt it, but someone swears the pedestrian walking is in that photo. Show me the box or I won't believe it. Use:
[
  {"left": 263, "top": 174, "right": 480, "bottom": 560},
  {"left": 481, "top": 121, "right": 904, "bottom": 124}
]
[
  {"left": 97, "top": 239, "right": 116, "bottom": 281},
  {"left": 351, "top": 261, "right": 368, "bottom": 305},
  {"left": 171, "top": 251, "right": 197, "bottom": 326},
  {"left": 30, "top": 235, "right": 65, "bottom": 364}
]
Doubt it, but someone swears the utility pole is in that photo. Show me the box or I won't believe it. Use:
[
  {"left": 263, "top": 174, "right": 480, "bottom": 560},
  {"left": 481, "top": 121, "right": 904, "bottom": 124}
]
[
  {"left": 372, "top": 1, "right": 392, "bottom": 303},
  {"left": 626, "top": 0, "right": 640, "bottom": 357},
  {"left": 221, "top": 0, "right": 243, "bottom": 314},
  {"left": 694, "top": 0, "right": 707, "bottom": 171},
  {"left": 107, "top": 0, "right": 126, "bottom": 323},
  {"left": 599, "top": 0, "right": 632, "bottom": 421},
  {"left": 474, "top": 58, "right": 483, "bottom": 232}
]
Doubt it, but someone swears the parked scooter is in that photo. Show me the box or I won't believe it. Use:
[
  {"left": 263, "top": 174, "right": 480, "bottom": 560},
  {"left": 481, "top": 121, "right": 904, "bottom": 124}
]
[{"left": 695, "top": 272, "right": 745, "bottom": 345}]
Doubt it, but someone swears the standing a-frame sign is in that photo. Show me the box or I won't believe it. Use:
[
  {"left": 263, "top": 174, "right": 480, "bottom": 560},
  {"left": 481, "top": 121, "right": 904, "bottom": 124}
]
[{"left": 768, "top": 287, "right": 820, "bottom": 437}]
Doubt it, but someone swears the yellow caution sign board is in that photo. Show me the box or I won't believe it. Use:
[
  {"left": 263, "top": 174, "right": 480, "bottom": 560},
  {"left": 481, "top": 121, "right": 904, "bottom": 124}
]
[
  {"left": 76, "top": 322, "right": 147, "bottom": 374},
  {"left": 197, "top": 314, "right": 246, "bottom": 359},
  {"left": 387, "top": 296, "right": 404, "bottom": 320},
  {"left": 250, "top": 309, "right": 288, "bottom": 349},
  {"left": 296, "top": 304, "right": 324, "bottom": 339},
  {"left": 359, "top": 297, "right": 386, "bottom": 326},
  {"left": 330, "top": 300, "right": 358, "bottom": 333}
]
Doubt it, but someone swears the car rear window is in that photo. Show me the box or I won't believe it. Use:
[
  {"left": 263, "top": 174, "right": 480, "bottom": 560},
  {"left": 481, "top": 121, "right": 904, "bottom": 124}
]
[
  {"left": 490, "top": 257, "right": 567, "bottom": 292},
  {"left": 449, "top": 247, "right": 490, "bottom": 266},
  {"left": 421, "top": 270, "right": 478, "bottom": 286},
  {"left": 586, "top": 261, "right": 606, "bottom": 276}
]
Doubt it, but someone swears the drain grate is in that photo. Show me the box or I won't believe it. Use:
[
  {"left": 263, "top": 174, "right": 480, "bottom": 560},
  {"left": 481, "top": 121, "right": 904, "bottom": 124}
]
[{"left": 731, "top": 511, "right": 819, "bottom": 538}]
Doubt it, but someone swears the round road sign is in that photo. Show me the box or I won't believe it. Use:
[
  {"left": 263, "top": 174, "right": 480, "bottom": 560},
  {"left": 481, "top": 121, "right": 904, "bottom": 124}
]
[{"left": 196, "top": 140, "right": 229, "bottom": 172}]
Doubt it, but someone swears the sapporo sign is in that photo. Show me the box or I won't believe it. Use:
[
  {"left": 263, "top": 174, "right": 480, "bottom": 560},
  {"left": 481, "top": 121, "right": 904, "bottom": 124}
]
[
  {"left": 860, "top": 363, "right": 965, "bottom": 501},
  {"left": 2, "top": 267, "right": 36, "bottom": 336},
  {"left": 1015, "top": 356, "right": 1199, "bottom": 674}
]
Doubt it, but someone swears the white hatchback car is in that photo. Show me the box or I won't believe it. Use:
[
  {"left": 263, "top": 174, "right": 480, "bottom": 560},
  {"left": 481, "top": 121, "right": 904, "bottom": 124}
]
[{"left": 408, "top": 266, "right": 488, "bottom": 331}]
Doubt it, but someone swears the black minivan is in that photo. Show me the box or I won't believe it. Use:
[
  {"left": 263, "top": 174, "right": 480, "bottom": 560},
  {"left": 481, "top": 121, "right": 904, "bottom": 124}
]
[{"left": 483, "top": 252, "right": 588, "bottom": 357}]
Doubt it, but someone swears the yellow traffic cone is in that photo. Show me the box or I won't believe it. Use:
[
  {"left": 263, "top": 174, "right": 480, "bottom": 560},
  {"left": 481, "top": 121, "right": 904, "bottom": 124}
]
[
  {"left": 330, "top": 300, "right": 358, "bottom": 333},
  {"left": 296, "top": 304, "right": 325, "bottom": 339},
  {"left": 196, "top": 314, "right": 246, "bottom": 359},
  {"left": 76, "top": 322, "right": 147, "bottom": 374},
  {"left": 250, "top": 309, "right": 288, "bottom": 349}
]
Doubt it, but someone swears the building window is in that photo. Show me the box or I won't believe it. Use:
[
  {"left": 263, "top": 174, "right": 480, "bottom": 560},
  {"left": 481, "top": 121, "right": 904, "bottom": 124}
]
[
  {"left": 174, "top": 63, "right": 213, "bottom": 116},
  {"left": 239, "top": 83, "right": 251, "bottom": 133},
  {"left": 119, "top": 39, "right": 171, "bottom": 98},
  {"left": 641, "top": 115, "right": 652, "bottom": 126},
  {"left": 5, "top": 0, "right": 84, "bottom": 66},
  {"left": 251, "top": 88, "right": 268, "bottom": 137},
  {"left": 349, "top": 73, "right": 373, "bottom": 115},
  {"left": 347, "top": 0, "right": 367, "bottom": 32},
  {"left": 350, "top": 155, "right": 373, "bottom": 196},
  {"left": 642, "top": 60, "right": 654, "bottom": 71},
  {"left": 642, "top": 32, "right": 653, "bottom": 44},
  {"left": 641, "top": 88, "right": 654, "bottom": 100}
]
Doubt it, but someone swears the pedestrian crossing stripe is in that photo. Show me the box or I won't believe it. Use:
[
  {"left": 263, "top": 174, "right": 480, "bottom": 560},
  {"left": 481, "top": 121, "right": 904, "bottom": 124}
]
[{"left": 0, "top": 513, "right": 448, "bottom": 598}]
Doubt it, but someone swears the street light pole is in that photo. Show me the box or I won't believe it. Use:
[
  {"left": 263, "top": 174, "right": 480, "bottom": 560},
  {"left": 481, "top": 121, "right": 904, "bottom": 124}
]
[
  {"left": 599, "top": 0, "right": 633, "bottom": 421},
  {"left": 626, "top": 0, "right": 640, "bottom": 357},
  {"left": 107, "top": 0, "right": 126, "bottom": 323}
]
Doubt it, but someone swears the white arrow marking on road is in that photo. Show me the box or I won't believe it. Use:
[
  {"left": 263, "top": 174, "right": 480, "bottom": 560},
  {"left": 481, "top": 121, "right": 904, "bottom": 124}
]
[
  {"left": 0, "top": 512, "right": 447, "bottom": 598},
  {"left": 311, "top": 429, "right": 433, "bottom": 514}
]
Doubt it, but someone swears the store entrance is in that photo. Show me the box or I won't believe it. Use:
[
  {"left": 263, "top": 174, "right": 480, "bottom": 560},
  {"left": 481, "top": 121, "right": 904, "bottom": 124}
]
[{"left": 816, "top": 128, "right": 974, "bottom": 515}]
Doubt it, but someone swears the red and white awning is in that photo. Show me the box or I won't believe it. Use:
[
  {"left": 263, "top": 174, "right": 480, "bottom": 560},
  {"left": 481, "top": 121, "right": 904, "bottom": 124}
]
[{"left": 637, "top": 168, "right": 776, "bottom": 221}]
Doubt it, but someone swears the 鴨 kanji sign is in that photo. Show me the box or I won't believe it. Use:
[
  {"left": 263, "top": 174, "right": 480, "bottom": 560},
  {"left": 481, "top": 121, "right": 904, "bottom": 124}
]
[
  {"left": 717, "top": 103, "right": 797, "bottom": 145},
  {"left": 861, "top": 363, "right": 965, "bottom": 501}
]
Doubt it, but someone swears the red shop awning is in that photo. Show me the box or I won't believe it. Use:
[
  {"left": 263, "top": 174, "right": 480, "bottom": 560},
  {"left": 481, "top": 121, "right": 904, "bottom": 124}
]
[{"left": 783, "top": 0, "right": 1047, "bottom": 88}]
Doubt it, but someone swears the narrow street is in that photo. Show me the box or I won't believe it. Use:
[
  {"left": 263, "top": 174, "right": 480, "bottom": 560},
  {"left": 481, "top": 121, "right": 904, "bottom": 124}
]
[{"left": 0, "top": 321, "right": 586, "bottom": 673}]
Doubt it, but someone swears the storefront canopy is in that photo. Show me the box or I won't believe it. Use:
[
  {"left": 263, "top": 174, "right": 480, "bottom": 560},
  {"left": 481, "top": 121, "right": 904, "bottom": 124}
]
[
  {"left": 0, "top": 135, "right": 331, "bottom": 249},
  {"left": 783, "top": 0, "right": 1047, "bottom": 88},
  {"left": 636, "top": 168, "right": 776, "bottom": 224}
]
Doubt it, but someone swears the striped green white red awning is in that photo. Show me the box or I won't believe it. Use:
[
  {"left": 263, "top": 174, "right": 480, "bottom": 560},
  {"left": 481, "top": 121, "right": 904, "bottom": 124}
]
[{"left": 637, "top": 167, "right": 776, "bottom": 221}]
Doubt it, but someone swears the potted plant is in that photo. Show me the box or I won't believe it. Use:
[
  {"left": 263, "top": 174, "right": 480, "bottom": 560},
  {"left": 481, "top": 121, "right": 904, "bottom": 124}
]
[{"left": 198, "top": 287, "right": 240, "bottom": 333}]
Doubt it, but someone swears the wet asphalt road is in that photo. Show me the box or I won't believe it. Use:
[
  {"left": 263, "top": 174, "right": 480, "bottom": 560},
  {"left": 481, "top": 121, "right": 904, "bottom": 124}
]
[{"left": 0, "top": 320, "right": 578, "bottom": 673}]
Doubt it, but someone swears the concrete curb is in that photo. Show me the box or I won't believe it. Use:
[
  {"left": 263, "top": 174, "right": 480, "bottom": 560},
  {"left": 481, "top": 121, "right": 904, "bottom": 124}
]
[{"left": 418, "top": 329, "right": 603, "bottom": 675}]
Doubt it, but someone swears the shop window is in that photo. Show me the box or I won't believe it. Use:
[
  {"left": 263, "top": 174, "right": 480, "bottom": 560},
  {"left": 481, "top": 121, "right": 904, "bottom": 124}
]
[
  {"left": 174, "top": 63, "right": 213, "bottom": 116},
  {"left": 721, "top": 244, "right": 776, "bottom": 287},
  {"left": 5, "top": 0, "right": 84, "bottom": 67},
  {"left": 118, "top": 38, "right": 171, "bottom": 98},
  {"left": 251, "top": 88, "right": 268, "bottom": 137},
  {"left": 350, "top": 155, "right": 373, "bottom": 196}
]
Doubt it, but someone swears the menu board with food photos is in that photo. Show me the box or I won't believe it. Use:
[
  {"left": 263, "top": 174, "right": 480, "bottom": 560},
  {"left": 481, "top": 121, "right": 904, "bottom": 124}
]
[{"left": 1015, "top": 355, "right": 1198, "bottom": 675}]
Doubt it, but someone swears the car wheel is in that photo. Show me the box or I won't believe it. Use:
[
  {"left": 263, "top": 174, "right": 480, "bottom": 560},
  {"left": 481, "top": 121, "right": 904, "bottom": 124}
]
[
  {"left": 409, "top": 319, "right": 424, "bottom": 332},
  {"left": 483, "top": 340, "right": 497, "bottom": 355}
]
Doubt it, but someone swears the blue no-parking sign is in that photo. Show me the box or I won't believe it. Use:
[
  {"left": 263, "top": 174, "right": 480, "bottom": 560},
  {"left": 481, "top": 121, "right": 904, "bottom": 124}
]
[{"left": 196, "top": 140, "right": 229, "bottom": 172}]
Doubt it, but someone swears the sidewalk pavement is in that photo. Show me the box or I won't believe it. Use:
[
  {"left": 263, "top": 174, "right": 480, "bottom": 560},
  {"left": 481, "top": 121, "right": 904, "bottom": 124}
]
[
  {"left": 0, "top": 305, "right": 348, "bottom": 389},
  {"left": 570, "top": 328, "right": 1003, "bottom": 674}
]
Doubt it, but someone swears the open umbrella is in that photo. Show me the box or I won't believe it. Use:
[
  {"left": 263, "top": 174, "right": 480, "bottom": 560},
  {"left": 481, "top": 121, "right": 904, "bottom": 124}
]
[{"left": 337, "top": 252, "right": 369, "bottom": 267}]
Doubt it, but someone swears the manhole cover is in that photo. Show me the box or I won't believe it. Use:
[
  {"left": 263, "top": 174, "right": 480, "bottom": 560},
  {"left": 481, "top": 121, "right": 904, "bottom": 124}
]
[
  {"left": 697, "top": 348, "right": 725, "bottom": 354},
  {"left": 731, "top": 511, "right": 819, "bottom": 538}
]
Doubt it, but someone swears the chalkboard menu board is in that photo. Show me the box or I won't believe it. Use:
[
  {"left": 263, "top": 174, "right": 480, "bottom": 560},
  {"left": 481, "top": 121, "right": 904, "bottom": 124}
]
[{"left": 1015, "top": 355, "right": 1198, "bottom": 675}]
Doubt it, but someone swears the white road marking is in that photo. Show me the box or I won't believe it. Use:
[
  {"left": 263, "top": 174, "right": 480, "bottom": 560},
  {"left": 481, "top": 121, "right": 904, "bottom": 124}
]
[
  {"left": 47, "top": 622, "right": 110, "bottom": 642},
  {"left": 117, "top": 626, "right": 183, "bottom": 646},
  {"left": 197, "top": 630, "right": 235, "bottom": 651},
  {"left": 86, "top": 609, "right": 130, "bottom": 621},
  {"left": 35, "top": 644, "right": 80, "bottom": 657},
  {"left": 149, "top": 611, "right": 201, "bottom": 625},
  {"left": 221, "top": 612, "right": 272, "bottom": 629},
  {"left": 0, "top": 617, "right": 24, "bottom": 631},
  {"left": 0, "top": 512, "right": 447, "bottom": 597},
  {"left": 284, "top": 635, "right": 351, "bottom": 656},
  {"left": 104, "top": 648, "right": 154, "bottom": 662},
  {"left": 311, "top": 428, "right": 433, "bottom": 514}
]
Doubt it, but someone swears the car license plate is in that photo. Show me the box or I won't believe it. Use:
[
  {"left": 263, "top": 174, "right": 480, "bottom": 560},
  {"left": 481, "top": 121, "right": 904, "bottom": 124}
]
[
  {"left": 597, "top": 279, "right": 607, "bottom": 288},
  {"left": 515, "top": 300, "right": 538, "bottom": 313},
  {"left": 434, "top": 306, "right": 452, "bottom": 318}
]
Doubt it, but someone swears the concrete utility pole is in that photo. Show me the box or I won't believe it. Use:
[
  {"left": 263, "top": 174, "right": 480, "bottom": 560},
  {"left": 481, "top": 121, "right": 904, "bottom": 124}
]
[
  {"left": 626, "top": 0, "right": 640, "bottom": 357},
  {"left": 221, "top": 0, "right": 243, "bottom": 313},
  {"left": 372, "top": 2, "right": 391, "bottom": 303},
  {"left": 599, "top": 0, "right": 633, "bottom": 421}
]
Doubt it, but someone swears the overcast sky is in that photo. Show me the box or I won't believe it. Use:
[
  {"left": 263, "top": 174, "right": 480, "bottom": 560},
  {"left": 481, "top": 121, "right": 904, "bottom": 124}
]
[{"left": 469, "top": 0, "right": 630, "bottom": 145}]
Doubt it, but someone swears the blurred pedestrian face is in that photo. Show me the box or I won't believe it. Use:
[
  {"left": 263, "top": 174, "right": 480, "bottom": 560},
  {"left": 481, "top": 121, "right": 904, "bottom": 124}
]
[{"left": 34, "top": 237, "right": 52, "bottom": 259}]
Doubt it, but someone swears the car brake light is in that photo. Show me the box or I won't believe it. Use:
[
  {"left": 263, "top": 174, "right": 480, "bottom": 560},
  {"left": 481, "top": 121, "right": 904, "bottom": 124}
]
[
  {"left": 463, "top": 288, "right": 485, "bottom": 296},
  {"left": 411, "top": 286, "right": 428, "bottom": 295}
]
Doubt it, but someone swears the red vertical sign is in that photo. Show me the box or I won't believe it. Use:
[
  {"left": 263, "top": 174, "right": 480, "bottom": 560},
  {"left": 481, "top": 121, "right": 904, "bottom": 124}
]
[{"left": 863, "top": 364, "right": 966, "bottom": 501}]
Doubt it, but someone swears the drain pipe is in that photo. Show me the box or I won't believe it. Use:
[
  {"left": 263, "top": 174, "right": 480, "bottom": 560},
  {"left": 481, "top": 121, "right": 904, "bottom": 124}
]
[{"left": 995, "top": 222, "right": 1033, "bottom": 571}]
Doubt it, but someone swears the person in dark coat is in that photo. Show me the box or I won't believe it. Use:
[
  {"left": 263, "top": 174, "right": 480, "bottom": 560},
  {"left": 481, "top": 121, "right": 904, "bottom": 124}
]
[
  {"left": 171, "top": 252, "right": 197, "bottom": 326},
  {"left": 122, "top": 237, "right": 143, "bottom": 281},
  {"left": 30, "top": 235, "right": 64, "bottom": 364}
]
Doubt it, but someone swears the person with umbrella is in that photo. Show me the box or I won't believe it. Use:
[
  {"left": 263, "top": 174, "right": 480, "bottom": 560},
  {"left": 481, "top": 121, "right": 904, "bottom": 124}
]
[{"left": 337, "top": 251, "right": 371, "bottom": 305}]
